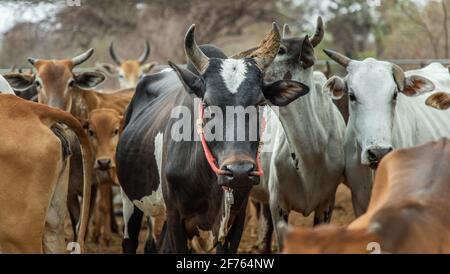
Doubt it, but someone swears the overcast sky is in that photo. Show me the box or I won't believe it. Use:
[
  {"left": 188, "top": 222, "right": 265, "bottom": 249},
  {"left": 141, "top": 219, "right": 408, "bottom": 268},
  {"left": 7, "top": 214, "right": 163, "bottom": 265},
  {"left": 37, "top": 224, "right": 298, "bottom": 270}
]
[
  {"left": 0, "top": 0, "right": 435, "bottom": 35},
  {"left": 0, "top": 2, "right": 58, "bottom": 34}
]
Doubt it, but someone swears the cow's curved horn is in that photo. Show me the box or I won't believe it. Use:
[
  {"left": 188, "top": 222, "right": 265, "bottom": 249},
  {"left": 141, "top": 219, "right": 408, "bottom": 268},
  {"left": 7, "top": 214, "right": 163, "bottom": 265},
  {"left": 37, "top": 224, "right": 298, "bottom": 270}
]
[
  {"left": 392, "top": 63, "right": 405, "bottom": 91},
  {"left": 251, "top": 22, "right": 281, "bottom": 71},
  {"left": 72, "top": 48, "right": 94, "bottom": 67},
  {"left": 309, "top": 16, "right": 324, "bottom": 47},
  {"left": 228, "top": 23, "right": 281, "bottom": 71},
  {"left": 138, "top": 40, "right": 151, "bottom": 65},
  {"left": 109, "top": 42, "right": 122, "bottom": 65},
  {"left": 282, "top": 24, "right": 291, "bottom": 38},
  {"left": 323, "top": 49, "right": 351, "bottom": 68},
  {"left": 184, "top": 24, "right": 209, "bottom": 74}
]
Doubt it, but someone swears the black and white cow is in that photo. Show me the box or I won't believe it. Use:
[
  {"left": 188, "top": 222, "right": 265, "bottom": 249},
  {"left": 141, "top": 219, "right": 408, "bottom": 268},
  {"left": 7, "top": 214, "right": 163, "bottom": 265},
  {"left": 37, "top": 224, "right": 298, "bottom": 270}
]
[{"left": 116, "top": 23, "right": 310, "bottom": 253}]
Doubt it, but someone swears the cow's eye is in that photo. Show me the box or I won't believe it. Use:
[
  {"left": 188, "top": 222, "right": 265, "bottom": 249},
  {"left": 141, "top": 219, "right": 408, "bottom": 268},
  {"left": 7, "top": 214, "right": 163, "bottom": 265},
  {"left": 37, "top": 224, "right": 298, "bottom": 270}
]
[
  {"left": 114, "top": 129, "right": 119, "bottom": 135},
  {"left": 35, "top": 80, "right": 41, "bottom": 88},
  {"left": 278, "top": 46, "right": 286, "bottom": 55},
  {"left": 68, "top": 79, "right": 75, "bottom": 87},
  {"left": 393, "top": 92, "right": 398, "bottom": 101},
  {"left": 349, "top": 93, "right": 357, "bottom": 102},
  {"left": 88, "top": 129, "right": 95, "bottom": 137}
]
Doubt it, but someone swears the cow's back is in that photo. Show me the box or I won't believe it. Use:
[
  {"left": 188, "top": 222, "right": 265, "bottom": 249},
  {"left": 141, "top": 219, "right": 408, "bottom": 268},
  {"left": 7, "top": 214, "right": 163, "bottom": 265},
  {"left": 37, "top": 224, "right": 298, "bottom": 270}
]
[
  {"left": 117, "top": 71, "right": 182, "bottom": 201},
  {"left": 0, "top": 96, "right": 63, "bottom": 252},
  {"left": 352, "top": 139, "right": 450, "bottom": 253},
  {"left": 393, "top": 63, "right": 450, "bottom": 146}
]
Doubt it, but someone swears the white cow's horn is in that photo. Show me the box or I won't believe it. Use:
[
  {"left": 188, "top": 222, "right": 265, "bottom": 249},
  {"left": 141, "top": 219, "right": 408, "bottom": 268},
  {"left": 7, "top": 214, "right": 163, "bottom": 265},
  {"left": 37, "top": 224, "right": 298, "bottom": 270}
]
[{"left": 323, "top": 49, "right": 351, "bottom": 68}]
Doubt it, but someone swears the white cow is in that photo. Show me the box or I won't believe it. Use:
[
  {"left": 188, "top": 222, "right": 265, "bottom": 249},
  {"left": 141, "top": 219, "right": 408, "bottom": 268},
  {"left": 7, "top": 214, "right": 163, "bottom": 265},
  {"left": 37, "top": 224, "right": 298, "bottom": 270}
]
[
  {"left": 323, "top": 49, "right": 450, "bottom": 216},
  {"left": 242, "top": 17, "right": 346, "bottom": 252},
  {"left": 0, "top": 75, "right": 15, "bottom": 94}
]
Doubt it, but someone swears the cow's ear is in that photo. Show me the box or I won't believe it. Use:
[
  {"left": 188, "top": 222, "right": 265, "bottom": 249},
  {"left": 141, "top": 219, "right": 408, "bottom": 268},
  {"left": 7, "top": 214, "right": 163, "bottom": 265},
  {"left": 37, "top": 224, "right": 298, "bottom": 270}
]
[
  {"left": 425, "top": 92, "right": 450, "bottom": 110},
  {"left": 75, "top": 72, "right": 106, "bottom": 90},
  {"left": 3, "top": 73, "right": 34, "bottom": 91},
  {"left": 402, "top": 75, "right": 435, "bottom": 97},
  {"left": 323, "top": 76, "right": 346, "bottom": 100},
  {"left": 141, "top": 61, "right": 158, "bottom": 74},
  {"left": 95, "top": 62, "right": 118, "bottom": 77},
  {"left": 168, "top": 61, "right": 205, "bottom": 98},
  {"left": 118, "top": 115, "right": 125, "bottom": 132},
  {"left": 300, "top": 36, "right": 315, "bottom": 69},
  {"left": 262, "top": 80, "right": 309, "bottom": 106}
]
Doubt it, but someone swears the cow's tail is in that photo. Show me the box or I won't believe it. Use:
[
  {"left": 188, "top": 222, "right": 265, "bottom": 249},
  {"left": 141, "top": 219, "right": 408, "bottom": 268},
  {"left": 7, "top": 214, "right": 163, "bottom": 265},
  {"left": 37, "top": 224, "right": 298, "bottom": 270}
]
[{"left": 34, "top": 104, "right": 92, "bottom": 253}]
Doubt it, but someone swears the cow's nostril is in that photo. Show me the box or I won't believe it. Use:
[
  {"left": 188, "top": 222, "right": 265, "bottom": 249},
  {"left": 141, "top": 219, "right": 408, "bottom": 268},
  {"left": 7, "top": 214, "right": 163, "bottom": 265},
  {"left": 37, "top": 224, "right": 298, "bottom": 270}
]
[
  {"left": 367, "top": 147, "right": 393, "bottom": 163},
  {"left": 97, "top": 159, "right": 112, "bottom": 170},
  {"left": 223, "top": 163, "right": 255, "bottom": 177},
  {"left": 367, "top": 149, "right": 377, "bottom": 162}
]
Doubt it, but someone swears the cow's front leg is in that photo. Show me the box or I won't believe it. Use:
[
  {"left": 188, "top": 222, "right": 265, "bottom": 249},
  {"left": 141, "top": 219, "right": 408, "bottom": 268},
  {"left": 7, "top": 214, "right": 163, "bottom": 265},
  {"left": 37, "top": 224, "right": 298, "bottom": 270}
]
[
  {"left": 313, "top": 195, "right": 335, "bottom": 226},
  {"left": 143, "top": 217, "right": 157, "bottom": 254},
  {"left": 260, "top": 203, "right": 274, "bottom": 253},
  {"left": 270, "top": 197, "right": 289, "bottom": 252},
  {"left": 109, "top": 188, "right": 119, "bottom": 233},
  {"left": 121, "top": 190, "right": 143, "bottom": 253},
  {"left": 99, "top": 183, "right": 112, "bottom": 245},
  {"left": 216, "top": 198, "right": 248, "bottom": 254},
  {"left": 161, "top": 208, "right": 188, "bottom": 253}
]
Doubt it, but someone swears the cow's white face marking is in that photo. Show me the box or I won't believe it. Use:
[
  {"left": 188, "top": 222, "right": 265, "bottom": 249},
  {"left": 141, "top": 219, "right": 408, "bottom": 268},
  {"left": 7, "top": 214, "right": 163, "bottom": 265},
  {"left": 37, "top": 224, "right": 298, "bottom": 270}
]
[
  {"left": 346, "top": 59, "right": 397, "bottom": 164},
  {"left": 220, "top": 59, "right": 248, "bottom": 94}
]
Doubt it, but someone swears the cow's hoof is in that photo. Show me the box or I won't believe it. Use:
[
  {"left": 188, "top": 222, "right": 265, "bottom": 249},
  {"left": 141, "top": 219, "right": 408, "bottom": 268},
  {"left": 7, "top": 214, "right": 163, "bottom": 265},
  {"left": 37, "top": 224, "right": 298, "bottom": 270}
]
[{"left": 144, "top": 238, "right": 157, "bottom": 254}]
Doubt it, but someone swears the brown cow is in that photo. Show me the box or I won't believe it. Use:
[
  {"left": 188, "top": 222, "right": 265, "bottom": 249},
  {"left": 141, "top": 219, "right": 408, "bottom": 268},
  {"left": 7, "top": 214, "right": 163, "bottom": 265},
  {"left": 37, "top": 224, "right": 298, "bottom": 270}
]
[
  {"left": 83, "top": 108, "right": 123, "bottom": 245},
  {"left": 3, "top": 49, "right": 134, "bottom": 239},
  {"left": 0, "top": 94, "right": 92, "bottom": 253},
  {"left": 283, "top": 138, "right": 450, "bottom": 254},
  {"left": 96, "top": 41, "right": 157, "bottom": 89}
]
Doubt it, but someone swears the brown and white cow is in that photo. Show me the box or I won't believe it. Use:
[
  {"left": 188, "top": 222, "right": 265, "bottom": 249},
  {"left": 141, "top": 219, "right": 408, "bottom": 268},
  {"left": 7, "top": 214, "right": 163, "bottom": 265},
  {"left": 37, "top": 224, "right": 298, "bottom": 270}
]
[
  {"left": 83, "top": 108, "right": 123, "bottom": 245},
  {"left": 96, "top": 41, "right": 158, "bottom": 89},
  {"left": 0, "top": 94, "right": 92, "bottom": 253},
  {"left": 4, "top": 49, "right": 134, "bottom": 239},
  {"left": 282, "top": 138, "right": 450, "bottom": 254}
]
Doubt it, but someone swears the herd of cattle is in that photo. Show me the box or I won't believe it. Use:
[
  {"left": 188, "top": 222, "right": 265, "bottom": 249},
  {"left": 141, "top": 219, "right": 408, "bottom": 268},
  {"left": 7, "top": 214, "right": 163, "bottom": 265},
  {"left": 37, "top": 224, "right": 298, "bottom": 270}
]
[{"left": 0, "top": 16, "right": 449, "bottom": 254}]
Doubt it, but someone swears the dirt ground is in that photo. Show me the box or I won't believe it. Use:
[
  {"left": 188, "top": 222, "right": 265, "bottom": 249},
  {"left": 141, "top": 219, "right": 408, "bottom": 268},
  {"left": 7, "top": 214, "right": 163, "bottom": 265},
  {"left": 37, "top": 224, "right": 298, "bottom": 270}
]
[{"left": 77, "top": 184, "right": 354, "bottom": 254}]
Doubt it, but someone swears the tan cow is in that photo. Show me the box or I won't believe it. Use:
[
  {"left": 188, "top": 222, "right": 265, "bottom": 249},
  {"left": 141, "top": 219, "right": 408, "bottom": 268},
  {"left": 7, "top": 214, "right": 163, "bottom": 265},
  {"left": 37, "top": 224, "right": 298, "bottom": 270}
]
[
  {"left": 96, "top": 41, "right": 157, "bottom": 88},
  {"left": 0, "top": 94, "right": 91, "bottom": 253},
  {"left": 3, "top": 49, "right": 134, "bottom": 239},
  {"left": 83, "top": 108, "right": 123, "bottom": 245},
  {"left": 283, "top": 138, "right": 450, "bottom": 254}
]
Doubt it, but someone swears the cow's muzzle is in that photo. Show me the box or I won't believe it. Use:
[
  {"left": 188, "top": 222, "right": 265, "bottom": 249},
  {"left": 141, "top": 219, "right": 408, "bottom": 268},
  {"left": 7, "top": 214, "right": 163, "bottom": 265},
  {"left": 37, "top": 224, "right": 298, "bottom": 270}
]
[
  {"left": 365, "top": 147, "right": 393, "bottom": 169},
  {"left": 218, "top": 161, "right": 260, "bottom": 188},
  {"left": 95, "top": 158, "right": 113, "bottom": 171}
]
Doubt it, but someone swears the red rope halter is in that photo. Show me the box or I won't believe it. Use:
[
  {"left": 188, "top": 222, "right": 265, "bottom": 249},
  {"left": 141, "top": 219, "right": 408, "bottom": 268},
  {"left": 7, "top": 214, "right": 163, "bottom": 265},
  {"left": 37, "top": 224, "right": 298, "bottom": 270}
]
[{"left": 196, "top": 102, "right": 265, "bottom": 177}]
